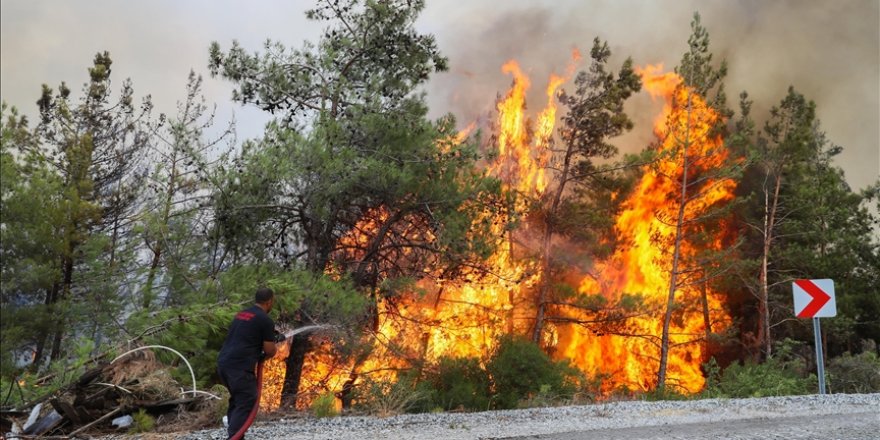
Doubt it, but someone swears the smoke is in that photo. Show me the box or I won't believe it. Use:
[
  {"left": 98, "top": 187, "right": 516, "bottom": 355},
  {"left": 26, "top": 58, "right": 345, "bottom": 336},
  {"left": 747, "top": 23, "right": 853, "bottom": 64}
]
[
  {"left": 1, "top": 1, "right": 876, "bottom": 190},
  {"left": 420, "top": 0, "right": 880, "bottom": 191}
]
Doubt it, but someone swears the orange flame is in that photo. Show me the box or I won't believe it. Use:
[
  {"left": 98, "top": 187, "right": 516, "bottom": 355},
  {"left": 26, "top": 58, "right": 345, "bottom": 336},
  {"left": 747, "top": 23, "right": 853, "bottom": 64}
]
[
  {"left": 260, "top": 340, "right": 290, "bottom": 410},
  {"left": 259, "top": 59, "right": 735, "bottom": 410},
  {"left": 559, "top": 64, "right": 734, "bottom": 393}
]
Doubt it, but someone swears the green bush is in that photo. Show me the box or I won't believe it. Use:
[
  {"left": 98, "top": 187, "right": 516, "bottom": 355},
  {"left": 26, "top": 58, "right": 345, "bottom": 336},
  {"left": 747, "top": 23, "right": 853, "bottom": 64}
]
[
  {"left": 353, "top": 376, "right": 427, "bottom": 417},
  {"left": 129, "top": 409, "right": 156, "bottom": 433},
  {"left": 422, "top": 356, "right": 491, "bottom": 411},
  {"left": 209, "top": 383, "right": 230, "bottom": 420},
  {"left": 703, "top": 338, "right": 816, "bottom": 398},
  {"left": 827, "top": 343, "right": 880, "bottom": 393},
  {"left": 486, "top": 335, "right": 582, "bottom": 409},
  {"left": 132, "top": 263, "right": 369, "bottom": 390},
  {"left": 0, "top": 339, "right": 102, "bottom": 409},
  {"left": 701, "top": 356, "right": 724, "bottom": 398},
  {"left": 712, "top": 360, "right": 814, "bottom": 397},
  {"left": 310, "top": 392, "right": 339, "bottom": 418}
]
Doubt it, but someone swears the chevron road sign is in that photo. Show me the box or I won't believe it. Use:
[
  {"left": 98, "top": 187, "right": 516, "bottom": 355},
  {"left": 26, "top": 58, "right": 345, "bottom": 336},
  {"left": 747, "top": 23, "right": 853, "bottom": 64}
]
[
  {"left": 792, "top": 279, "right": 836, "bottom": 318},
  {"left": 792, "top": 278, "right": 836, "bottom": 395}
]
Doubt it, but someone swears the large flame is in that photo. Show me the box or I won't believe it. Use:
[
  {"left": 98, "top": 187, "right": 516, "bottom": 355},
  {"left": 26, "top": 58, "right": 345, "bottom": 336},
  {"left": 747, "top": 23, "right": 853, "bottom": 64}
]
[
  {"left": 259, "top": 60, "right": 734, "bottom": 409},
  {"left": 560, "top": 64, "right": 735, "bottom": 393}
]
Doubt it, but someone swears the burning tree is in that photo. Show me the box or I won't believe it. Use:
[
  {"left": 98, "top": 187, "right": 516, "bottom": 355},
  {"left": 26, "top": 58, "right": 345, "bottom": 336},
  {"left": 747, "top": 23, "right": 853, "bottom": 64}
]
[
  {"left": 471, "top": 18, "right": 742, "bottom": 394},
  {"left": 648, "top": 14, "right": 741, "bottom": 391},
  {"left": 530, "top": 38, "right": 642, "bottom": 346},
  {"left": 208, "top": 0, "right": 503, "bottom": 407},
  {"left": 206, "top": 1, "right": 758, "bottom": 408}
]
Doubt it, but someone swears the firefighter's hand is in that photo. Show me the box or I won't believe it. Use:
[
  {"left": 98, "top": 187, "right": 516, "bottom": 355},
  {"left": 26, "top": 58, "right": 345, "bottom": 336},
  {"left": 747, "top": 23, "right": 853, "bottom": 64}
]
[{"left": 273, "top": 330, "right": 286, "bottom": 344}]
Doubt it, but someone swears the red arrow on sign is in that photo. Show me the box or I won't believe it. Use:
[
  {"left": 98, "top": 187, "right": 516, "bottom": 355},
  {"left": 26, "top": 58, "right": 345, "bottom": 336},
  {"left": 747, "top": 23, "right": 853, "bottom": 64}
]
[{"left": 794, "top": 279, "right": 832, "bottom": 318}]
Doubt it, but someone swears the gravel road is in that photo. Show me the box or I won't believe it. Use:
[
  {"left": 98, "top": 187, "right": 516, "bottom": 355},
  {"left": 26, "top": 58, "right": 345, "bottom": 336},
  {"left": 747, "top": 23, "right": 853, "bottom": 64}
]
[
  {"left": 508, "top": 411, "right": 879, "bottom": 440},
  {"left": 149, "top": 393, "right": 878, "bottom": 440}
]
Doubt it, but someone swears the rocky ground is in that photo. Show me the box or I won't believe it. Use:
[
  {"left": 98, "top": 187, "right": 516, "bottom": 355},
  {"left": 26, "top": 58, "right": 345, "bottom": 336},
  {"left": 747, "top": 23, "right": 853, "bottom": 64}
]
[{"left": 104, "top": 393, "right": 878, "bottom": 440}]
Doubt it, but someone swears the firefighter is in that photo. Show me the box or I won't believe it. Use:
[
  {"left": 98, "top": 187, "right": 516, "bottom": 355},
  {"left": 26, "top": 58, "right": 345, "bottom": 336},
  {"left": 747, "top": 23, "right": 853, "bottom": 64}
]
[{"left": 217, "top": 287, "right": 279, "bottom": 439}]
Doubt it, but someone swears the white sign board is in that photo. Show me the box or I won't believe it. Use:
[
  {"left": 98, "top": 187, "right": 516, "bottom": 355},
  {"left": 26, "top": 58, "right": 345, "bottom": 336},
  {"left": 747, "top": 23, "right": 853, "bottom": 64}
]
[{"left": 792, "top": 279, "right": 836, "bottom": 318}]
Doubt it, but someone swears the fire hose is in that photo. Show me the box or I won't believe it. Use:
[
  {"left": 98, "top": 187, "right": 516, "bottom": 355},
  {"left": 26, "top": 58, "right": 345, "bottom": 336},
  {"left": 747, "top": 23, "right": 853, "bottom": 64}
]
[{"left": 228, "top": 360, "right": 264, "bottom": 440}]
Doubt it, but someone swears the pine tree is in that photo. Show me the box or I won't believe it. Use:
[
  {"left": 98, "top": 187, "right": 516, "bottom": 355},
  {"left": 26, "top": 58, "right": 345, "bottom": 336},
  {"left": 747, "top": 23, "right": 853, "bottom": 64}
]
[
  {"left": 208, "top": 0, "right": 500, "bottom": 406},
  {"left": 139, "top": 71, "right": 235, "bottom": 309},
  {"left": 530, "top": 38, "right": 642, "bottom": 344},
  {"left": 736, "top": 86, "right": 880, "bottom": 360},
  {"left": 655, "top": 13, "right": 742, "bottom": 390},
  {"left": 28, "top": 52, "right": 152, "bottom": 365},
  {"left": 0, "top": 103, "right": 65, "bottom": 375}
]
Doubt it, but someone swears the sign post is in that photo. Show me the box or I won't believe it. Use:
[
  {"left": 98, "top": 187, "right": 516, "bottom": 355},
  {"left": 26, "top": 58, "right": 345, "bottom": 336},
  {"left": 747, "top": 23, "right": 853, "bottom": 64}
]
[
  {"left": 792, "top": 279, "right": 836, "bottom": 395},
  {"left": 811, "top": 317, "right": 826, "bottom": 394}
]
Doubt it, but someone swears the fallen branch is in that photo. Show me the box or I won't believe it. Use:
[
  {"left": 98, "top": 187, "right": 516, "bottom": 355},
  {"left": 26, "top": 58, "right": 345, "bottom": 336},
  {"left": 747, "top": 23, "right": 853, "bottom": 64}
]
[{"left": 67, "top": 406, "right": 123, "bottom": 437}]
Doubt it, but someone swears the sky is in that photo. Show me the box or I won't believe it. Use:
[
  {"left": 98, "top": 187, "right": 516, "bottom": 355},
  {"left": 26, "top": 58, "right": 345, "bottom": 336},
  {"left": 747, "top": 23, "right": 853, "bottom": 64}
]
[{"left": 2, "top": 0, "right": 878, "bottom": 191}]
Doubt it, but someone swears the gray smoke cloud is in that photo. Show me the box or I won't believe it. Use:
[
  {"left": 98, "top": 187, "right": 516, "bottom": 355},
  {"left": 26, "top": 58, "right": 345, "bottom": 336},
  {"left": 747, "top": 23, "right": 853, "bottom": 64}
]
[
  {"left": 420, "top": 0, "right": 880, "bottom": 192},
  {"left": 1, "top": 0, "right": 877, "bottom": 191}
]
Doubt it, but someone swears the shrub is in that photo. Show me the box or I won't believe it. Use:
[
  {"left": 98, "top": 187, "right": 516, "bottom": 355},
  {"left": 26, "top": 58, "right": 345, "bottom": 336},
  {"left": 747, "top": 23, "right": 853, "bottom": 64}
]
[
  {"left": 518, "top": 383, "right": 561, "bottom": 408},
  {"left": 129, "top": 408, "right": 156, "bottom": 433},
  {"left": 0, "top": 373, "right": 31, "bottom": 408},
  {"left": 353, "top": 376, "right": 426, "bottom": 417},
  {"left": 827, "top": 342, "right": 880, "bottom": 393},
  {"left": 701, "top": 356, "right": 724, "bottom": 398},
  {"left": 703, "top": 338, "right": 816, "bottom": 398},
  {"left": 712, "top": 360, "right": 814, "bottom": 397},
  {"left": 422, "top": 356, "right": 491, "bottom": 411},
  {"left": 208, "top": 383, "right": 230, "bottom": 420},
  {"left": 310, "top": 392, "right": 339, "bottom": 418},
  {"left": 486, "top": 335, "right": 581, "bottom": 409}
]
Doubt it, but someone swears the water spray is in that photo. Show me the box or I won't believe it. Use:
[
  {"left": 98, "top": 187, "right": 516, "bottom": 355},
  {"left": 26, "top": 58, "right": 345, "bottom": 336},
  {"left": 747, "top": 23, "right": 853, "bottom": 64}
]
[{"left": 281, "top": 324, "right": 337, "bottom": 341}]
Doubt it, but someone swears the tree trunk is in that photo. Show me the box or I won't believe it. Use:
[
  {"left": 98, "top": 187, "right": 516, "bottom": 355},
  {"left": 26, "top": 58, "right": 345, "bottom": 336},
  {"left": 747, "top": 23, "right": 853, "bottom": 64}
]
[
  {"left": 700, "top": 275, "right": 711, "bottom": 362},
  {"left": 532, "top": 148, "right": 573, "bottom": 344},
  {"left": 757, "top": 173, "right": 782, "bottom": 360},
  {"left": 280, "top": 331, "right": 312, "bottom": 408},
  {"left": 32, "top": 333, "right": 47, "bottom": 370},
  {"left": 281, "top": 225, "right": 330, "bottom": 407},
  {"left": 143, "top": 247, "right": 162, "bottom": 308},
  {"left": 280, "top": 225, "right": 334, "bottom": 408},
  {"left": 339, "top": 344, "right": 374, "bottom": 410},
  {"left": 49, "top": 256, "right": 75, "bottom": 362},
  {"left": 33, "top": 282, "right": 61, "bottom": 368},
  {"left": 658, "top": 214, "right": 685, "bottom": 390},
  {"left": 757, "top": 189, "right": 769, "bottom": 360},
  {"left": 531, "top": 228, "right": 552, "bottom": 344},
  {"left": 108, "top": 206, "right": 120, "bottom": 267},
  {"left": 143, "top": 154, "right": 177, "bottom": 309},
  {"left": 339, "top": 371, "right": 358, "bottom": 410},
  {"left": 49, "top": 324, "right": 64, "bottom": 363},
  {"left": 658, "top": 92, "right": 693, "bottom": 391}
]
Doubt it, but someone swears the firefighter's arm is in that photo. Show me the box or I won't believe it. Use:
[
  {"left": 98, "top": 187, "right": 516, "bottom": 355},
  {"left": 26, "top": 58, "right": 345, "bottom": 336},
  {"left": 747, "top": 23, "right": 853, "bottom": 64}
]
[
  {"left": 261, "top": 323, "right": 279, "bottom": 360},
  {"left": 262, "top": 340, "right": 277, "bottom": 359}
]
